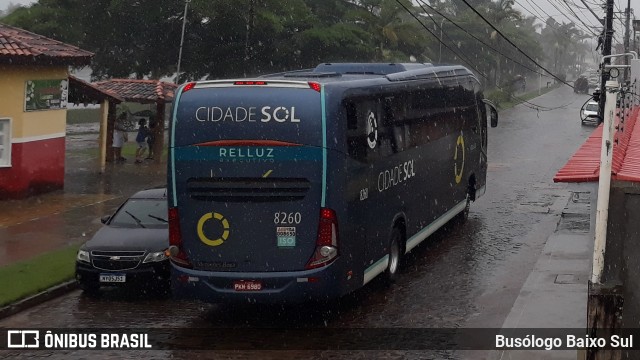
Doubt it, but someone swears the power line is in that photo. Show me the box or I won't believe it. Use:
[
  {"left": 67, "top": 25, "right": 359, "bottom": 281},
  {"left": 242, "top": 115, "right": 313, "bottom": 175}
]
[
  {"left": 566, "top": 0, "right": 601, "bottom": 28},
  {"left": 547, "top": 0, "right": 600, "bottom": 36},
  {"left": 458, "top": 0, "right": 574, "bottom": 88},
  {"left": 397, "top": 0, "right": 568, "bottom": 111},
  {"left": 415, "top": 0, "right": 548, "bottom": 78},
  {"left": 392, "top": 0, "right": 489, "bottom": 79},
  {"left": 517, "top": 0, "right": 593, "bottom": 41},
  {"left": 537, "top": 0, "right": 597, "bottom": 36}
]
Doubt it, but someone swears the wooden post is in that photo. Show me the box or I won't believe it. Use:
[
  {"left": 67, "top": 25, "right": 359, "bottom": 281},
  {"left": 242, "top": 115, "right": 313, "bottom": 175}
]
[
  {"left": 154, "top": 101, "right": 165, "bottom": 164},
  {"left": 98, "top": 99, "right": 109, "bottom": 173},
  {"left": 586, "top": 282, "right": 624, "bottom": 360},
  {"left": 105, "top": 101, "right": 116, "bottom": 163}
]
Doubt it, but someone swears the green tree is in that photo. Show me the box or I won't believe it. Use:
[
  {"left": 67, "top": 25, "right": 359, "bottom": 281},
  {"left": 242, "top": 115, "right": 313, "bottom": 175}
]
[{"left": 2, "top": 0, "right": 84, "bottom": 45}]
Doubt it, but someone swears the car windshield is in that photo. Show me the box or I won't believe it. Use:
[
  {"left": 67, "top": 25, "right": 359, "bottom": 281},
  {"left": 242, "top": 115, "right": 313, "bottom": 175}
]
[
  {"left": 109, "top": 198, "right": 168, "bottom": 228},
  {"left": 586, "top": 104, "right": 599, "bottom": 111}
]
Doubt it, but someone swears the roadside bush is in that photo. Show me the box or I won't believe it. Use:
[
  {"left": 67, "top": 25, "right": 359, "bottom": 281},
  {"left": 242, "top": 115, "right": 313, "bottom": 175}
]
[{"left": 486, "top": 89, "right": 511, "bottom": 108}]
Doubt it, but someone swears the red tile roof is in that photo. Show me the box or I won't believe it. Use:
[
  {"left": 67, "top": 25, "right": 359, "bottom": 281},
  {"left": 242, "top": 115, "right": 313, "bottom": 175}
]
[
  {"left": 94, "top": 79, "right": 177, "bottom": 104},
  {"left": 554, "top": 107, "right": 640, "bottom": 183},
  {"left": 0, "top": 23, "right": 92, "bottom": 65},
  {"left": 68, "top": 75, "right": 123, "bottom": 104}
]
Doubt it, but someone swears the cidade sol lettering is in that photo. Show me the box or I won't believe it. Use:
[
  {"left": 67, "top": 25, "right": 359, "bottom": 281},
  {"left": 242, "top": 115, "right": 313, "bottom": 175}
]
[
  {"left": 196, "top": 106, "right": 301, "bottom": 123},
  {"left": 378, "top": 160, "right": 416, "bottom": 192}
]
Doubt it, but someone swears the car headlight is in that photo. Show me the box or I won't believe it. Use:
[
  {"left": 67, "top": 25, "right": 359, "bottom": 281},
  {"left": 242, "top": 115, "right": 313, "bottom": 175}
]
[
  {"left": 143, "top": 251, "right": 168, "bottom": 263},
  {"left": 77, "top": 249, "right": 90, "bottom": 263}
]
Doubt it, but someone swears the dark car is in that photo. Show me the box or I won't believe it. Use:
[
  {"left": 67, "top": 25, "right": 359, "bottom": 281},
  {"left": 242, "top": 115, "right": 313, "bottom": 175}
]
[
  {"left": 75, "top": 188, "right": 169, "bottom": 294},
  {"left": 574, "top": 76, "right": 589, "bottom": 94}
]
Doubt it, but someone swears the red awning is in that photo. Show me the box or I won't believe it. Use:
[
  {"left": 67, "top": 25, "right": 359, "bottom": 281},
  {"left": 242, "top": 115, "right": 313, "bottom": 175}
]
[{"left": 554, "top": 107, "right": 640, "bottom": 183}]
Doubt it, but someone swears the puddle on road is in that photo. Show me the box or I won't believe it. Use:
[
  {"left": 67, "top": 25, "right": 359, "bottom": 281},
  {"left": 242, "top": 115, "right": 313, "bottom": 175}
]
[{"left": 0, "top": 193, "right": 118, "bottom": 228}]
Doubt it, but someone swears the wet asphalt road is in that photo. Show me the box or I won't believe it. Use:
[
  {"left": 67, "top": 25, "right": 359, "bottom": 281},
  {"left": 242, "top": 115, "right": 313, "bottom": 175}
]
[{"left": 0, "top": 86, "right": 595, "bottom": 359}]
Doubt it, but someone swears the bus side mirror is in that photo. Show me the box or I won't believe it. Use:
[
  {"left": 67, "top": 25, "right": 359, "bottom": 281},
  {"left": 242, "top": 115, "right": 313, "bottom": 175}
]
[
  {"left": 483, "top": 99, "right": 499, "bottom": 128},
  {"left": 489, "top": 107, "right": 498, "bottom": 128}
]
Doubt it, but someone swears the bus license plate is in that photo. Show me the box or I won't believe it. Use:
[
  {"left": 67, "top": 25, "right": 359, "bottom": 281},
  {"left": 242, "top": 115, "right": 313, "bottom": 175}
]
[
  {"left": 99, "top": 274, "right": 126, "bottom": 283},
  {"left": 233, "top": 280, "right": 262, "bottom": 291}
]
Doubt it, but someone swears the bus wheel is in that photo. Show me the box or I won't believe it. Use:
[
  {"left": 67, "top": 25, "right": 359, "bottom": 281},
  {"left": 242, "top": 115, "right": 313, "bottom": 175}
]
[{"left": 384, "top": 227, "right": 404, "bottom": 283}]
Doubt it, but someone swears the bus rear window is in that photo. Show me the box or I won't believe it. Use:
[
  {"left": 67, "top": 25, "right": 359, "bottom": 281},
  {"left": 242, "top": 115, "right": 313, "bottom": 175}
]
[{"left": 174, "top": 86, "right": 322, "bottom": 147}]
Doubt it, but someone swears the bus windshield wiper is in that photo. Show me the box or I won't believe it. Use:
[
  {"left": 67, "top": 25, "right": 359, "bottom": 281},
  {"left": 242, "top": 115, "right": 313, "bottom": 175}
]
[
  {"left": 125, "top": 211, "right": 146, "bottom": 228},
  {"left": 147, "top": 214, "right": 168, "bottom": 223}
]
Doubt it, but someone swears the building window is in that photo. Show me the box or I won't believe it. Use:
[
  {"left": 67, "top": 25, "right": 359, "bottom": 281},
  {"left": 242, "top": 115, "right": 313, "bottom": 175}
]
[{"left": 0, "top": 118, "right": 11, "bottom": 167}]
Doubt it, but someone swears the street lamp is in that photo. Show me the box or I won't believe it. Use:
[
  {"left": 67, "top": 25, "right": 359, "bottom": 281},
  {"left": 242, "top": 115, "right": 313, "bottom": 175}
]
[{"left": 175, "top": 0, "right": 191, "bottom": 84}]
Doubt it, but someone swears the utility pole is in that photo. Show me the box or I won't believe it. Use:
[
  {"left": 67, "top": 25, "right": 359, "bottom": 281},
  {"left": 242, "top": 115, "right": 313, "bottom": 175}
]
[
  {"left": 625, "top": 1, "right": 631, "bottom": 66},
  {"left": 243, "top": 0, "right": 255, "bottom": 77},
  {"left": 438, "top": 17, "right": 445, "bottom": 63},
  {"left": 176, "top": 0, "right": 191, "bottom": 84},
  {"left": 598, "top": 0, "right": 615, "bottom": 123}
]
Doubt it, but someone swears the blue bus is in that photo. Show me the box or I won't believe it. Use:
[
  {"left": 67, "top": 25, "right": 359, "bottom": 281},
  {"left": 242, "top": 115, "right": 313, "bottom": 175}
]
[{"left": 167, "top": 63, "right": 498, "bottom": 303}]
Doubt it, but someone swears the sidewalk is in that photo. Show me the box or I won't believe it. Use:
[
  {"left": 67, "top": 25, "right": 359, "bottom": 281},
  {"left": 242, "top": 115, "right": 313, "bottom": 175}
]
[
  {"left": 486, "top": 191, "right": 594, "bottom": 360},
  {"left": 0, "top": 136, "right": 166, "bottom": 266}
]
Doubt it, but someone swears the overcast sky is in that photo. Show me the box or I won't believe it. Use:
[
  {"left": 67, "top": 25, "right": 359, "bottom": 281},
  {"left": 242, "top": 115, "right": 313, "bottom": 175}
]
[{"left": 2, "top": 0, "right": 640, "bottom": 43}]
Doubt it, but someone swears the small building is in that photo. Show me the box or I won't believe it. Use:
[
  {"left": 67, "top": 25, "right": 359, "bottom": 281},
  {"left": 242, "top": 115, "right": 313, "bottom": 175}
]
[
  {"left": 0, "top": 23, "right": 92, "bottom": 199},
  {"left": 555, "top": 104, "right": 640, "bottom": 358}
]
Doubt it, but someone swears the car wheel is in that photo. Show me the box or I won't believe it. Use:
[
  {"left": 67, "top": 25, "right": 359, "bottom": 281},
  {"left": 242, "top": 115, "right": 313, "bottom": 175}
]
[{"left": 384, "top": 227, "right": 404, "bottom": 283}]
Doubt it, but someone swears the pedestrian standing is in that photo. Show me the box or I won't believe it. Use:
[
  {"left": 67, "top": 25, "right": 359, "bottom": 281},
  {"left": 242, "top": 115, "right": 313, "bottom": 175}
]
[
  {"left": 113, "top": 113, "right": 127, "bottom": 162},
  {"left": 146, "top": 118, "right": 156, "bottom": 160},
  {"left": 134, "top": 119, "right": 150, "bottom": 163}
]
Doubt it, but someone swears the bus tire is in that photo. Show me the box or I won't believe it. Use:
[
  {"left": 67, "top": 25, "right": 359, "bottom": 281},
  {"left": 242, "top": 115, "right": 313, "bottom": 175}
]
[{"left": 384, "top": 227, "right": 404, "bottom": 283}]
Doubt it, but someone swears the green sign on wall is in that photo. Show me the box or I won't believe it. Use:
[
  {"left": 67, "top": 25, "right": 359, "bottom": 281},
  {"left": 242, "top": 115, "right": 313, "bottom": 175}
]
[{"left": 24, "top": 79, "right": 69, "bottom": 111}]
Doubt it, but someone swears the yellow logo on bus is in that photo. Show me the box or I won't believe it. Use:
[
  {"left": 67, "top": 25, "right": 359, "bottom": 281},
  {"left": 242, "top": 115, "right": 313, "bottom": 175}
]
[
  {"left": 454, "top": 133, "right": 465, "bottom": 184},
  {"left": 197, "top": 212, "right": 230, "bottom": 247}
]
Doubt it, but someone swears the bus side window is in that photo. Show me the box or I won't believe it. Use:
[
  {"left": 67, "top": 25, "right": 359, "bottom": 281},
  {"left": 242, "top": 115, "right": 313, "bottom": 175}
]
[
  {"left": 384, "top": 95, "right": 406, "bottom": 154},
  {"left": 346, "top": 102, "right": 358, "bottom": 130},
  {"left": 346, "top": 101, "right": 367, "bottom": 162}
]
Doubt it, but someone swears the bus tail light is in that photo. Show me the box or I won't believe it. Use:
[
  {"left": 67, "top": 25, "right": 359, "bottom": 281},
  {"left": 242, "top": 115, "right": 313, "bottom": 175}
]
[
  {"left": 234, "top": 81, "right": 267, "bottom": 86},
  {"left": 168, "top": 207, "right": 192, "bottom": 268},
  {"left": 308, "top": 82, "right": 321, "bottom": 92},
  {"left": 182, "top": 82, "right": 196, "bottom": 93},
  {"left": 306, "top": 208, "right": 339, "bottom": 269}
]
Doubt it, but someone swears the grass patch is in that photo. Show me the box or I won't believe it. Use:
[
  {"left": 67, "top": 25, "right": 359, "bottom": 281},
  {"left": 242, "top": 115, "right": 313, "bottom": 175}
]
[
  {"left": 66, "top": 103, "right": 157, "bottom": 125},
  {"left": 121, "top": 144, "right": 168, "bottom": 160},
  {"left": 497, "top": 85, "right": 561, "bottom": 110},
  {"left": 67, "top": 108, "right": 101, "bottom": 124},
  {"left": 73, "top": 143, "right": 168, "bottom": 161},
  {"left": 0, "top": 244, "right": 80, "bottom": 307}
]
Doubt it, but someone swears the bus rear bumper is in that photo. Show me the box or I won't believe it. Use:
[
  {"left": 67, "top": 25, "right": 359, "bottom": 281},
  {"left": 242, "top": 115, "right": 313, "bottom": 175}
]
[{"left": 170, "top": 262, "right": 347, "bottom": 304}]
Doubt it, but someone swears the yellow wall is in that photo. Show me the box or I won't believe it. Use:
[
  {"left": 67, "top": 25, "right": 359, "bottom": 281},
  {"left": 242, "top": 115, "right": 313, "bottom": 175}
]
[{"left": 0, "top": 65, "right": 68, "bottom": 139}]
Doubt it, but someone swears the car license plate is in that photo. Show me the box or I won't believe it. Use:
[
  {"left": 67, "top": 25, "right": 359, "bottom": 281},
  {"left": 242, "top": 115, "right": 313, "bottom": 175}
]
[
  {"left": 233, "top": 280, "right": 262, "bottom": 291},
  {"left": 99, "top": 274, "right": 126, "bottom": 283}
]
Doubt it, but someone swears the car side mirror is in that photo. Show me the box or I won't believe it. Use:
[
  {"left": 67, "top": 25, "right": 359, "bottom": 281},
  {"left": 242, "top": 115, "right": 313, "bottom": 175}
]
[
  {"left": 483, "top": 99, "right": 499, "bottom": 128},
  {"left": 100, "top": 215, "right": 111, "bottom": 224}
]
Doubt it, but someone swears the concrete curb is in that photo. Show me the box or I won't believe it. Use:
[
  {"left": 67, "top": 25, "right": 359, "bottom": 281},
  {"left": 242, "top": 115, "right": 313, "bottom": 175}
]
[{"left": 0, "top": 280, "right": 78, "bottom": 320}]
